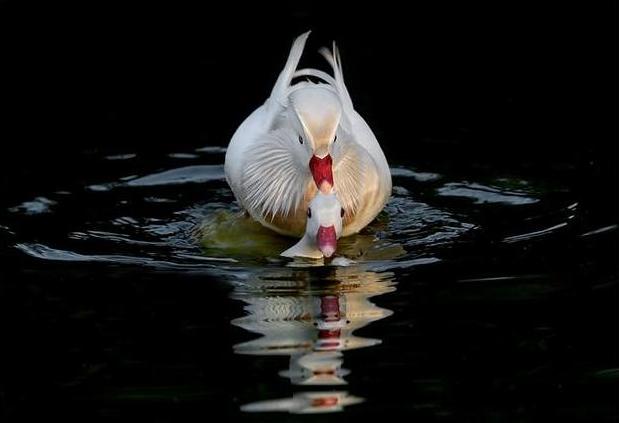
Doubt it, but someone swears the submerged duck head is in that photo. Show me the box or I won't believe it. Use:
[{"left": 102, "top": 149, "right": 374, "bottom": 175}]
[{"left": 281, "top": 190, "right": 344, "bottom": 259}]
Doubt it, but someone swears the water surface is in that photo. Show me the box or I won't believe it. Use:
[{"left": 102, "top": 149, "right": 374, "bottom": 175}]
[{"left": 1, "top": 144, "right": 617, "bottom": 421}]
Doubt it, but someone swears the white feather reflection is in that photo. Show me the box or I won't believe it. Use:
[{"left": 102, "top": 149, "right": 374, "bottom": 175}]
[{"left": 230, "top": 266, "right": 395, "bottom": 413}]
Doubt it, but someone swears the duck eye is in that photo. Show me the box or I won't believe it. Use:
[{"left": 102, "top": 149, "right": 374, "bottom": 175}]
[
  {"left": 307, "top": 208, "right": 312, "bottom": 218},
  {"left": 298, "top": 135, "right": 304, "bottom": 145},
  {"left": 340, "top": 208, "right": 345, "bottom": 217}
]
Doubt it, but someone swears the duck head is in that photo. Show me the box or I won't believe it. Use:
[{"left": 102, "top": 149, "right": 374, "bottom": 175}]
[
  {"left": 289, "top": 86, "right": 342, "bottom": 193},
  {"left": 281, "top": 190, "right": 344, "bottom": 259}
]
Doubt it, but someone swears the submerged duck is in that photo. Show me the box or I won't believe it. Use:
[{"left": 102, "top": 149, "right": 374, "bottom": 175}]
[{"left": 224, "top": 31, "right": 391, "bottom": 252}]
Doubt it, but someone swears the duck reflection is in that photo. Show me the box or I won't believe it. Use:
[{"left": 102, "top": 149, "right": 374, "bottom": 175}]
[
  {"left": 230, "top": 266, "right": 395, "bottom": 413},
  {"left": 240, "top": 391, "right": 364, "bottom": 414}
]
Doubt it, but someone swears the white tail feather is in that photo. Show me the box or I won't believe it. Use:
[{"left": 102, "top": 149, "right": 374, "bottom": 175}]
[
  {"left": 293, "top": 68, "right": 337, "bottom": 86},
  {"left": 319, "top": 42, "right": 354, "bottom": 113}
]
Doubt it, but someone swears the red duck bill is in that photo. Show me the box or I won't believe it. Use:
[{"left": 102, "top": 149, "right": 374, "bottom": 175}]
[
  {"left": 316, "top": 225, "right": 337, "bottom": 258},
  {"left": 309, "top": 154, "right": 334, "bottom": 192}
]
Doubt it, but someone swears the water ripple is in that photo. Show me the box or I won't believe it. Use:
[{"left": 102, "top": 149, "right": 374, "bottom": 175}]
[
  {"left": 437, "top": 182, "right": 539, "bottom": 205},
  {"left": 3, "top": 156, "right": 573, "bottom": 277}
]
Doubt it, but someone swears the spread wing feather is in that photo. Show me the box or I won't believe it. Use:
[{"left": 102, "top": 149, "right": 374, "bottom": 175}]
[
  {"left": 241, "top": 128, "right": 311, "bottom": 221},
  {"left": 333, "top": 140, "right": 368, "bottom": 218}
]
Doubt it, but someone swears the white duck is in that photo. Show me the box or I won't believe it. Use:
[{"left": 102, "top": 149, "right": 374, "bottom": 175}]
[{"left": 224, "top": 31, "right": 391, "bottom": 243}]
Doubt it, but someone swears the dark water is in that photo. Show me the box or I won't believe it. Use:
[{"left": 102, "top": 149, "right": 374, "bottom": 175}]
[
  {"left": 1, "top": 144, "right": 617, "bottom": 421},
  {"left": 1, "top": 2, "right": 617, "bottom": 421}
]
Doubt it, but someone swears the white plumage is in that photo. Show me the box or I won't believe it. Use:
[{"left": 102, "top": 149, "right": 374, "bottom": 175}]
[{"left": 224, "top": 31, "right": 391, "bottom": 253}]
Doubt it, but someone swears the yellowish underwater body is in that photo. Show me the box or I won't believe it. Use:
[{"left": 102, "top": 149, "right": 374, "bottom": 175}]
[{"left": 199, "top": 210, "right": 405, "bottom": 262}]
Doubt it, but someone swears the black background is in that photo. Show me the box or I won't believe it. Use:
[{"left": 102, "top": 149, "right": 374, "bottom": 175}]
[{"left": 1, "top": 2, "right": 616, "bottom": 199}]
